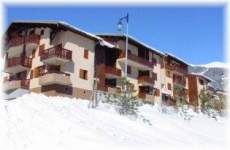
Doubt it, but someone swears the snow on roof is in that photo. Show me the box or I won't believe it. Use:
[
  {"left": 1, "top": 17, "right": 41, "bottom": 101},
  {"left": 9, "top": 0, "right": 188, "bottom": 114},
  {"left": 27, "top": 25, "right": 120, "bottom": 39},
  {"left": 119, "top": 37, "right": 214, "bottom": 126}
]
[
  {"left": 7, "top": 20, "right": 115, "bottom": 49},
  {"left": 188, "top": 72, "right": 214, "bottom": 82},
  {"left": 164, "top": 52, "right": 189, "bottom": 66},
  {"left": 95, "top": 33, "right": 164, "bottom": 56}
]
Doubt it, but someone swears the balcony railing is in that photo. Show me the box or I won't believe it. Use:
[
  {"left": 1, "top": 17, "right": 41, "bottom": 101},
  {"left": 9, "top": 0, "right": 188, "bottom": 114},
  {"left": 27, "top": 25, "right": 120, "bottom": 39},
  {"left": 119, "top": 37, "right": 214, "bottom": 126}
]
[
  {"left": 7, "top": 34, "right": 40, "bottom": 49},
  {"left": 3, "top": 79, "right": 30, "bottom": 91},
  {"left": 104, "top": 65, "right": 121, "bottom": 77},
  {"left": 25, "top": 34, "right": 40, "bottom": 44},
  {"left": 39, "top": 72, "right": 71, "bottom": 86},
  {"left": 21, "top": 79, "right": 30, "bottom": 89},
  {"left": 40, "top": 44, "right": 72, "bottom": 61},
  {"left": 165, "top": 64, "right": 187, "bottom": 74},
  {"left": 138, "top": 75, "right": 155, "bottom": 84},
  {"left": 173, "top": 75, "right": 186, "bottom": 86},
  {"left": 119, "top": 52, "right": 153, "bottom": 68},
  {"left": 7, "top": 57, "right": 32, "bottom": 68},
  {"left": 7, "top": 36, "right": 23, "bottom": 48}
]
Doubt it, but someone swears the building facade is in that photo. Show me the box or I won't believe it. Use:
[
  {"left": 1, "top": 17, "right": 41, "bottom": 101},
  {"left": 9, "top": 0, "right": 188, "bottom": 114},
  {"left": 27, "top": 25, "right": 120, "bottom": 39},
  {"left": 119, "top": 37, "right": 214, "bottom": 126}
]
[
  {"left": 2, "top": 21, "right": 204, "bottom": 105},
  {"left": 187, "top": 73, "right": 212, "bottom": 107}
]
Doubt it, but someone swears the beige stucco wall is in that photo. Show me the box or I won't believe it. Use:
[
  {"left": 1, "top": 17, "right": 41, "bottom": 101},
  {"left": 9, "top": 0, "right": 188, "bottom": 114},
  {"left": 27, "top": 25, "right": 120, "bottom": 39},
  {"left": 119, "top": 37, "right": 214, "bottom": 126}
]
[
  {"left": 152, "top": 54, "right": 163, "bottom": 101},
  {"left": 30, "top": 28, "right": 95, "bottom": 91}
]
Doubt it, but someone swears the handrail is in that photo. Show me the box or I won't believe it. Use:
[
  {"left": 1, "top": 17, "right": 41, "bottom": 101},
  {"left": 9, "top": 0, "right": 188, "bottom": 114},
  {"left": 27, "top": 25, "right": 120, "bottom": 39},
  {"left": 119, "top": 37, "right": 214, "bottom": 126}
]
[{"left": 40, "top": 44, "right": 72, "bottom": 60}]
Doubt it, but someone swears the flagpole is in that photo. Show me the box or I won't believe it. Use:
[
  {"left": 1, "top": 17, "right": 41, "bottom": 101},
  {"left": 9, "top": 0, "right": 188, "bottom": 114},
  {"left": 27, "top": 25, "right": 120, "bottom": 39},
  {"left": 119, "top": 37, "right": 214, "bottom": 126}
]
[{"left": 124, "top": 13, "right": 129, "bottom": 79}]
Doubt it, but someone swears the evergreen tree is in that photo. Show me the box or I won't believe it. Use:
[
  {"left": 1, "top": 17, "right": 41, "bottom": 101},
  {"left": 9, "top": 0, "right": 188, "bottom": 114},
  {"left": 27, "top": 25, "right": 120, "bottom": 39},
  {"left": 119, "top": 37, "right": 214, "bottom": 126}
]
[
  {"left": 199, "top": 89, "right": 213, "bottom": 113},
  {"left": 103, "top": 77, "right": 141, "bottom": 116}
]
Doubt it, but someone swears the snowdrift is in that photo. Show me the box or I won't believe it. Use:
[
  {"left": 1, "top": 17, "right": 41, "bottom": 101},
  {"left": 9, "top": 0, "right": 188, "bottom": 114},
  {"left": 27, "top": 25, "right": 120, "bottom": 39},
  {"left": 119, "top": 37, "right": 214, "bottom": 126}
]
[{"left": 0, "top": 93, "right": 228, "bottom": 150}]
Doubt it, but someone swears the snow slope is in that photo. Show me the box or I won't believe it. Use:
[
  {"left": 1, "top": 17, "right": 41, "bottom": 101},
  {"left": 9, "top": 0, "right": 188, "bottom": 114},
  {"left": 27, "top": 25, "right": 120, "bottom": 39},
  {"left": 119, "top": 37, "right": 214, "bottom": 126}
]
[{"left": 0, "top": 93, "right": 228, "bottom": 150}]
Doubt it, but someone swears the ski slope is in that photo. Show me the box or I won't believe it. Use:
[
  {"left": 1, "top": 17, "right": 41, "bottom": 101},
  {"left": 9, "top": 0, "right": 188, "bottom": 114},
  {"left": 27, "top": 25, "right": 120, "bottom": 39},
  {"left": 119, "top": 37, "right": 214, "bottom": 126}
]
[{"left": 0, "top": 93, "right": 228, "bottom": 150}]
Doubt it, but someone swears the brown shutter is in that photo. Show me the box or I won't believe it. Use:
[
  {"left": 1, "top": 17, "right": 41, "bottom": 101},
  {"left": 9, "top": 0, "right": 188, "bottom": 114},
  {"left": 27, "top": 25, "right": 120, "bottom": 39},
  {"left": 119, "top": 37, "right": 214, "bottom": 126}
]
[{"left": 84, "top": 49, "right": 89, "bottom": 59}]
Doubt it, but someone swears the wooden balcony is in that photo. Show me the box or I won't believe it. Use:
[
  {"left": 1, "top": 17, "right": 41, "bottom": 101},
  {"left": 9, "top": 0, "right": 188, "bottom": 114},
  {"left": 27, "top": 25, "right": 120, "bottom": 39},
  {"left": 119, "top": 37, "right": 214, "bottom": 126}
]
[
  {"left": 6, "top": 34, "right": 40, "bottom": 57},
  {"left": 138, "top": 75, "right": 155, "bottom": 85},
  {"left": 138, "top": 92, "right": 155, "bottom": 101},
  {"left": 40, "top": 44, "right": 72, "bottom": 65},
  {"left": 173, "top": 86, "right": 188, "bottom": 98},
  {"left": 5, "top": 57, "right": 32, "bottom": 74},
  {"left": 165, "top": 64, "right": 187, "bottom": 74},
  {"left": 106, "top": 86, "right": 121, "bottom": 94},
  {"left": 173, "top": 75, "right": 186, "bottom": 86},
  {"left": 39, "top": 72, "right": 71, "bottom": 86},
  {"left": 118, "top": 52, "right": 154, "bottom": 70},
  {"left": 104, "top": 65, "right": 121, "bottom": 78},
  {"left": 3, "top": 79, "right": 30, "bottom": 92}
]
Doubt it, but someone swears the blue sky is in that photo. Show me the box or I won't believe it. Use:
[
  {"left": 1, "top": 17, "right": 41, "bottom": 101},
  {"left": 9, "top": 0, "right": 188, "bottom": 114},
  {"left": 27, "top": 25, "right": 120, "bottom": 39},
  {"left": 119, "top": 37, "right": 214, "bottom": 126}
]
[{"left": 5, "top": 5, "right": 225, "bottom": 64}]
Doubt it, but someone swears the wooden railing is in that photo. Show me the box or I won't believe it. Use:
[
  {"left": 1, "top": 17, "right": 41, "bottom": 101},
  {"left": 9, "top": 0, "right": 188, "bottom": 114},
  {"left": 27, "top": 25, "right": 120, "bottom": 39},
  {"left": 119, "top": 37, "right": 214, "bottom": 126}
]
[
  {"left": 119, "top": 52, "right": 153, "bottom": 68},
  {"left": 40, "top": 44, "right": 72, "bottom": 61},
  {"left": 7, "top": 36, "right": 23, "bottom": 48},
  {"left": 25, "top": 34, "right": 40, "bottom": 44},
  {"left": 165, "top": 63, "right": 187, "bottom": 74},
  {"left": 7, "top": 57, "right": 32, "bottom": 68},
  {"left": 173, "top": 75, "right": 186, "bottom": 86},
  {"left": 21, "top": 79, "right": 30, "bottom": 89},
  {"left": 104, "top": 65, "right": 121, "bottom": 77},
  {"left": 138, "top": 75, "right": 155, "bottom": 84},
  {"left": 36, "top": 65, "right": 70, "bottom": 77},
  {"left": 7, "top": 34, "right": 40, "bottom": 48}
]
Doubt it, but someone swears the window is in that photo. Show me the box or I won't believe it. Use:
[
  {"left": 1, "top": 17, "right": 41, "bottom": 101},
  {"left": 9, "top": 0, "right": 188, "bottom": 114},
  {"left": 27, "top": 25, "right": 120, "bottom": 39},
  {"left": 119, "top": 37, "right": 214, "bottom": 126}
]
[
  {"left": 154, "top": 88, "right": 160, "bottom": 96},
  {"left": 40, "top": 29, "right": 44, "bottom": 36},
  {"left": 152, "top": 72, "right": 157, "bottom": 80},
  {"left": 127, "top": 65, "right": 131, "bottom": 74},
  {"left": 84, "top": 49, "right": 89, "bottom": 59},
  {"left": 29, "top": 30, "right": 35, "bottom": 35},
  {"left": 32, "top": 49, "right": 36, "bottom": 58},
  {"left": 39, "top": 44, "right": 45, "bottom": 55},
  {"left": 79, "top": 69, "right": 88, "bottom": 80},
  {"left": 105, "top": 78, "right": 116, "bottom": 87},
  {"left": 166, "top": 70, "right": 171, "bottom": 77},
  {"left": 152, "top": 57, "right": 157, "bottom": 65},
  {"left": 167, "top": 83, "right": 171, "bottom": 90},
  {"left": 199, "top": 79, "right": 204, "bottom": 85}
]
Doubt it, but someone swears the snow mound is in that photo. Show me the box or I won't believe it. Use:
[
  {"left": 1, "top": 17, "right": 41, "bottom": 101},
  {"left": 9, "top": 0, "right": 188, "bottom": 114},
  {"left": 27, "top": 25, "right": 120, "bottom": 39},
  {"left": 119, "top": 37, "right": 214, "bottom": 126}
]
[{"left": 0, "top": 93, "right": 227, "bottom": 150}]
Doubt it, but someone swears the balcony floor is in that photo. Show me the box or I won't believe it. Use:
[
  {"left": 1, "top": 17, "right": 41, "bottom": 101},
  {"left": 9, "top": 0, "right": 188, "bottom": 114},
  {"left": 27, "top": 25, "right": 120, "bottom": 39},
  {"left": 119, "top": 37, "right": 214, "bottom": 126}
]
[
  {"left": 39, "top": 73, "right": 71, "bottom": 86},
  {"left": 5, "top": 65, "right": 29, "bottom": 74},
  {"left": 117, "top": 58, "right": 152, "bottom": 71},
  {"left": 41, "top": 57, "right": 70, "bottom": 65}
]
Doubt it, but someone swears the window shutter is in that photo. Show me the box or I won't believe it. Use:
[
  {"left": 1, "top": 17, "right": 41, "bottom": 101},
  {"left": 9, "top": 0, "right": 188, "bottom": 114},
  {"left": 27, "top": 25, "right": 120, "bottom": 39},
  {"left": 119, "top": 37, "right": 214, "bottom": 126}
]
[
  {"left": 84, "top": 49, "right": 89, "bottom": 59},
  {"left": 127, "top": 65, "right": 131, "bottom": 74}
]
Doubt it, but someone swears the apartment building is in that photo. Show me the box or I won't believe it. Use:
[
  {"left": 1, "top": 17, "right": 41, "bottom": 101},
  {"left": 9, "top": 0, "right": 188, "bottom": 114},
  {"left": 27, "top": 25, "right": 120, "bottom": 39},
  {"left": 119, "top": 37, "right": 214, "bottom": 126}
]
[
  {"left": 95, "top": 33, "right": 164, "bottom": 103},
  {"left": 187, "top": 73, "right": 212, "bottom": 107},
  {"left": 2, "top": 20, "right": 190, "bottom": 104},
  {"left": 160, "top": 53, "right": 189, "bottom": 105},
  {"left": 3, "top": 21, "right": 115, "bottom": 99}
]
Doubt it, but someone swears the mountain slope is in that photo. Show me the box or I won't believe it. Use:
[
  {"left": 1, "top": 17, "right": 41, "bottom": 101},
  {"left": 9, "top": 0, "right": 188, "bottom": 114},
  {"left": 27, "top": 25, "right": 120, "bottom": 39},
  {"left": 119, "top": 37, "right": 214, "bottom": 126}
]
[
  {"left": 0, "top": 93, "right": 227, "bottom": 150},
  {"left": 189, "top": 62, "right": 229, "bottom": 90}
]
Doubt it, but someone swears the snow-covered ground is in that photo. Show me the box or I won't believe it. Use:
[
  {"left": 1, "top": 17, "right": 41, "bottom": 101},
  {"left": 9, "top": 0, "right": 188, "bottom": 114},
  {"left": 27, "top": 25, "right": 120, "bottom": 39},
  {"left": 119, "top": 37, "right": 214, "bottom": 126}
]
[{"left": 0, "top": 93, "right": 228, "bottom": 150}]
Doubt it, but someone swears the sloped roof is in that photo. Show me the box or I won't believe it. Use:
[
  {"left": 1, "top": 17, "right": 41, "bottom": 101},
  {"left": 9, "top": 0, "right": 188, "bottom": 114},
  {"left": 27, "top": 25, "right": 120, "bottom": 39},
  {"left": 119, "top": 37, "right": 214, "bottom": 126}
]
[
  {"left": 95, "top": 33, "right": 164, "bottom": 56},
  {"left": 164, "top": 52, "right": 189, "bottom": 66},
  {"left": 6, "top": 20, "right": 115, "bottom": 49},
  {"left": 188, "top": 72, "right": 213, "bottom": 82}
]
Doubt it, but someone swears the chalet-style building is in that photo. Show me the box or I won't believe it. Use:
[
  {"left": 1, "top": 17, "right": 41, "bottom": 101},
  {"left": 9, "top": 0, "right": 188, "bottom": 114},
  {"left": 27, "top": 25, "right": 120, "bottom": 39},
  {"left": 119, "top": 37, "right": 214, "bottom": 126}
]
[
  {"left": 95, "top": 33, "right": 164, "bottom": 103},
  {"left": 3, "top": 21, "right": 116, "bottom": 99},
  {"left": 187, "top": 73, "right": 212, "bottom": 107},
  {"left": 160, "top": 53, "right": 189, "bottom": 105},
  {"left": 2, "top": 20, "right": 208, "bottom": 106}
]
